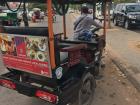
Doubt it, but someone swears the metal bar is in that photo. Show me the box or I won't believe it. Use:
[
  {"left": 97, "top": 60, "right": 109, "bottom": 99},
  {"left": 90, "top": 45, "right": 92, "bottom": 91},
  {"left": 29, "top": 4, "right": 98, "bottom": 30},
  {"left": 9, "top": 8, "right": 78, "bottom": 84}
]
[
  {"left": 47, "top": 0, "right": 56, "bottom": 69},
  {"left": 93, "top": 1, "right": 96, "bottom": 18},
  {"left": 23, "top": 0, "right": 29, "bottom": 27},
  {"left": 62, "top": 4, "right": 67, "bottom": 39},
  {"left": 63, "top": 15, "right": 67, "bottom": 39},
  {"left": 103, "top": 2, "right": 107, "bottom": 39}
]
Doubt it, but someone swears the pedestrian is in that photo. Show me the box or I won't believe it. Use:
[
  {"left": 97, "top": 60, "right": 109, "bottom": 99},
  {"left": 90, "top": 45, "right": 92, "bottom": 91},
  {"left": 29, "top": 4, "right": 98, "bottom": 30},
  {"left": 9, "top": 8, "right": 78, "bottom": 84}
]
[{"left": 73, "top": 5, "right": 102, "bottom": 39}]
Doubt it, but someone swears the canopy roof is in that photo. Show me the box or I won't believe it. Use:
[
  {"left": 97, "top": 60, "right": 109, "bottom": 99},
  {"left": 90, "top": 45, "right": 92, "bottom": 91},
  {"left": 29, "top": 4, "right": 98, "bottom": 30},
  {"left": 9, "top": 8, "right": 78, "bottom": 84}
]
[
  {"left": 0, "top": 0, "right": 111, "bottom": 4},
  {"left": 0, "top": 6, "right": 7, "bottom": 10}
]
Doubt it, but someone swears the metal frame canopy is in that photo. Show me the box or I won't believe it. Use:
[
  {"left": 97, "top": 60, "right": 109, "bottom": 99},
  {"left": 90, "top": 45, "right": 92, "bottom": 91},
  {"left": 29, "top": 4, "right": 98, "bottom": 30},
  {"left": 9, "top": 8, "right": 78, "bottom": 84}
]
[{"left": 0, "top": 0, "right": 111, "bottom": 70}]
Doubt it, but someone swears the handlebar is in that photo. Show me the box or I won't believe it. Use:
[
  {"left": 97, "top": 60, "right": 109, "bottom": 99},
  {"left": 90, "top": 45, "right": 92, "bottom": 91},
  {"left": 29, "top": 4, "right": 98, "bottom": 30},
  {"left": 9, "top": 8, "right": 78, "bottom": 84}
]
[{"left": 91, "top": 27, "right": 101, "bottom": 34}]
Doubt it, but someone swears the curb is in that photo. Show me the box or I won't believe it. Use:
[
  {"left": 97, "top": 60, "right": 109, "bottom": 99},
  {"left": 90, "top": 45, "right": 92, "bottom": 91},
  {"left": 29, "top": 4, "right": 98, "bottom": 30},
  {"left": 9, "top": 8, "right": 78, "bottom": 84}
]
[{"left": 106, "top": 45, "right": 140, "bottom": 92}]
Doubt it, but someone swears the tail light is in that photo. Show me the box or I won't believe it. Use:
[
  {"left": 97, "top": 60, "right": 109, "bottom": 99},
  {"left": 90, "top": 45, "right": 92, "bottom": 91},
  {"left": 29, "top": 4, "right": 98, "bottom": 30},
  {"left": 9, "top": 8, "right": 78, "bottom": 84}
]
[
  {"left": 0, "top": 79, "right": 16, "bottom": 89},
  {"left": 36, "top": 90, "right": 58, "bottom": 104}
]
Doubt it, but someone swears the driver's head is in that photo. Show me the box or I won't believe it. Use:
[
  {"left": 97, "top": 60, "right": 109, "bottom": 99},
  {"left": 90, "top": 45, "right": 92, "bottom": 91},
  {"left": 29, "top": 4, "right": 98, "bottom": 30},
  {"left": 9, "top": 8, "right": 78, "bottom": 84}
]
[{"left": 81, "top": 5, "right": 89, "bottom": 14}]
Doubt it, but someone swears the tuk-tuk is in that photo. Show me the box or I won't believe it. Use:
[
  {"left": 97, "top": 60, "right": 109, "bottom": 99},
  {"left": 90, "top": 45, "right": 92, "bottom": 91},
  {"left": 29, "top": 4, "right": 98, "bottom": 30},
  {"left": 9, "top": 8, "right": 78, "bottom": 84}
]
[
  {"left": 0, "top": 0, "right": 110, "bottom": 105},
  {"left": 0, "top": 10, "right": 21, "bottom": 26}
]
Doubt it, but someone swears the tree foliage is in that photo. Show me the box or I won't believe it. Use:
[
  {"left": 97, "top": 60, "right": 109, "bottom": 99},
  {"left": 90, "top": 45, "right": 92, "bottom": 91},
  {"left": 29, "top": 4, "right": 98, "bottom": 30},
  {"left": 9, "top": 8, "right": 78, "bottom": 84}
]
[
  {"left": 28, "top": 3, "right": 46, "bottom": 11},
  {"left": 113, "top": 0, "right": 136, "bottom": 3}
]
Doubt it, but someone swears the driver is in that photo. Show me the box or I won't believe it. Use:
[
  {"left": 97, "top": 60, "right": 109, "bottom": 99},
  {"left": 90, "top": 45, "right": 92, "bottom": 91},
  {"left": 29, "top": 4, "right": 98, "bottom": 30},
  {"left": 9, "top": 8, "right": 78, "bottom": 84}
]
[{"left": 74, "top": 5, "right": 103, "bottom": 39}]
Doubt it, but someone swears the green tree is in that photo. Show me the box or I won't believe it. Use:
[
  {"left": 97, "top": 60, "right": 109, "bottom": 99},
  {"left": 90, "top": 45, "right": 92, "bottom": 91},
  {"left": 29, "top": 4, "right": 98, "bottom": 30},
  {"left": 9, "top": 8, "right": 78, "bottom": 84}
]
[
  {"left": 113, "top": 0, "right": 136, "bottom": 3},
  {"left": 28, "top": 3, "right": 46, "bottom": 11}
]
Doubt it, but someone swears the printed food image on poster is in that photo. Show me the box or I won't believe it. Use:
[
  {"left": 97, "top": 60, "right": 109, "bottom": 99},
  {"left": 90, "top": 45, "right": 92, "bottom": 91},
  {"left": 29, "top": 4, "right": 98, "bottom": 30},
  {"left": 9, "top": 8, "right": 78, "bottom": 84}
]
[
  {"left": 25, "top": 37, "right": 48, "bottom": 62},
  {"left": 15, "top": 36, "right": 26, "bottom": 57},
  {"left": 0, "top": 33, "right": 51, "bottom": 78},
  {"left": 0, "top": 34, "right": 17, "bottom": 56}
]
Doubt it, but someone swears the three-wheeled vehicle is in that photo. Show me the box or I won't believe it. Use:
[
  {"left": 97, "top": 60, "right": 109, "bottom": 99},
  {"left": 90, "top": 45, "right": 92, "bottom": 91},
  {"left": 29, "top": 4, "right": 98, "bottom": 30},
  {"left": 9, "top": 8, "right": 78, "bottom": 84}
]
[
  {"left": 0, "top": 0, "right": 110, "bottom": 105},
  {"left": 0, "top": 10, "right": 21, "bottom": 26}
]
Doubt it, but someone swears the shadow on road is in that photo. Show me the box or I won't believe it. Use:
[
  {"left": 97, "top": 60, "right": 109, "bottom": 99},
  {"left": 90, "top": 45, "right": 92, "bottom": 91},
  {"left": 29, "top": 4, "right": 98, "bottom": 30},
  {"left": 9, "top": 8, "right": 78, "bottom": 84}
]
[{"left": 129, "top": 27, "right": 140, "bottom": 34}]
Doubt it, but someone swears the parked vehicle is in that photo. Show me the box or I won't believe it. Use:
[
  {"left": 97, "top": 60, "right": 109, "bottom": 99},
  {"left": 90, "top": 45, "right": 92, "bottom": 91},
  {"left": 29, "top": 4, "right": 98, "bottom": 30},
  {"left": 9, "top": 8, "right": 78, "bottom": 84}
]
[{"left": 113, "top": 3, "right": 140, "bottom": 29}]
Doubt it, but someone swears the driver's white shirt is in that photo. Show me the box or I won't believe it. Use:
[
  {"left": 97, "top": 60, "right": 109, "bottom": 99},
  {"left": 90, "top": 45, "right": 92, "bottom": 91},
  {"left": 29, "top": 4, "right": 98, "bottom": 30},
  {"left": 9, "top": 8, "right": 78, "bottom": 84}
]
[{"left": 73, "top": 13, "right": 102, "bottom": 39}]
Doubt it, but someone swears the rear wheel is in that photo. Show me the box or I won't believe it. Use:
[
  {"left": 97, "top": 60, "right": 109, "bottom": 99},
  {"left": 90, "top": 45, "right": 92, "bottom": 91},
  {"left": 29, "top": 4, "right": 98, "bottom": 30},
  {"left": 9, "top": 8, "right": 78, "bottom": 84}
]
[
  {"left": 78, "top": 72, "right": 96, "bottom": 105},
  {"left": 124, "top": 20, "right": 130, "bottom": 29},
  {"left": 113, "top": 17, "right": 118, "bottom": 26},
  {"left": 93, "top": 62, "right": 102, "bottom": 76}
]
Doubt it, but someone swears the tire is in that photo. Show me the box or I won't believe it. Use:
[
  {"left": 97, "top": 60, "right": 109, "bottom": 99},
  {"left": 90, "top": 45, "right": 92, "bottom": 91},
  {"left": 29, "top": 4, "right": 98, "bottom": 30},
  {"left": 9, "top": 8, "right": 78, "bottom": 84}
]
[
  {"left": 78, "top": 72, "right": 96, "bottom": 105},
  {"left": 93, "top": 50, "right": 103, "bottom": 76},
  {"left": 124, "top": 20, "right": 130, "bottom": 29},
  {"left": 93, "top": 63, "right": 101, "bottom": 76},
  {"left": 113, "top": 17, "right": 118, "bottom": 26}
]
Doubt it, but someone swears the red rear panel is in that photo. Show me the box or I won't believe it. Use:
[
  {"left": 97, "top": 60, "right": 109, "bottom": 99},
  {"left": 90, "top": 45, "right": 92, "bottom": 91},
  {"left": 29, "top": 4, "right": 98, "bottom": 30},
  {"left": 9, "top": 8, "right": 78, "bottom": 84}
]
[{"left": 0, "top": 33, "right": 52, "bottom": 78}]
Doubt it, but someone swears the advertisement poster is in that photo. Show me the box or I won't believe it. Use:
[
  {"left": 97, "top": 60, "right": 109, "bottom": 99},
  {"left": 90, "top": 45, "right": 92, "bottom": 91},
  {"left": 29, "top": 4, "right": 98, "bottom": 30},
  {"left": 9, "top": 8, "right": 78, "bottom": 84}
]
[{"left": 0, "top": 33, "right": 51, "bottom": 77}]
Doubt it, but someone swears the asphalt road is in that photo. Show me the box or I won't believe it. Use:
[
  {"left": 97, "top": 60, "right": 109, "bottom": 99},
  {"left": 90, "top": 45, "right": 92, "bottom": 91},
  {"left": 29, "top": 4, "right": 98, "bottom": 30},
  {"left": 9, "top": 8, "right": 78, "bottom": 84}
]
[
  {"left": 22, "top": 14, "right": 74, "bottom": 37},
  {"left": 0, "top": 14, "right": 140, "bottom": 105}
]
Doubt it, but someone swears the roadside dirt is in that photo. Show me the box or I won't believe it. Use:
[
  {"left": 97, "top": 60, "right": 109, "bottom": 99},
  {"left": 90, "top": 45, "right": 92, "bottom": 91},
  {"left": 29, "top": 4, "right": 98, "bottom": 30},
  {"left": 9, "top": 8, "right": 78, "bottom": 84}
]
[
  {"left": 91, "top": 53, "right": 140, "bottom": 105},
  {"left": 128, "top": 40, "right": 140, "bottom": 53},
  {"left": 72, "top": 51, "right": 140, "bottom": 105}
]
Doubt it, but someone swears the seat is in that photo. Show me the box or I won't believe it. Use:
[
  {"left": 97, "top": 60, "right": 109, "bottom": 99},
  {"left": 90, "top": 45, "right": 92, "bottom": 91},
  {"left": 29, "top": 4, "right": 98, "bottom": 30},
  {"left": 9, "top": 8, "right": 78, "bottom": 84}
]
[
  {"left": 60, "top": 37, "right": 98, "bottom": 45},
  {"left": 60, "top": 52, "right": 68, "bottom": 63},
  {"left": 59, "top": 43, "right": 87, "bottom": 65}
]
